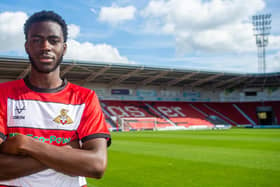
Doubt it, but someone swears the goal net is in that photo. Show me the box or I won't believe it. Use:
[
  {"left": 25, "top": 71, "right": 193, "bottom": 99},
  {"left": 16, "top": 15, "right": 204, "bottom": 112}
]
[{"left": 119, "top": 117, "right": 158, "bottom": 131}]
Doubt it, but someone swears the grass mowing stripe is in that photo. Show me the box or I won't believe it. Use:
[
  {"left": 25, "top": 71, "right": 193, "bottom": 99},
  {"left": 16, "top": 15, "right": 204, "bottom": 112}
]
[
  {"left": 89, "top": 151, "right": 280, "bottom": 187},
  {"left": 87, "top": 128, "right": 280, "bottom": 187},
  {"left": 114, "top": 136, "right": 280, "bottom": 152},
  {"left": 111, "top": 140, "right": 280, "bottom": 171}
]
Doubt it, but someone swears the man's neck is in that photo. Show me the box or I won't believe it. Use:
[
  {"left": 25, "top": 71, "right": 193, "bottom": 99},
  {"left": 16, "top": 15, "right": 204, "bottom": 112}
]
[{"left": 28, "top": 70, "right": 63, "bottom": 89}]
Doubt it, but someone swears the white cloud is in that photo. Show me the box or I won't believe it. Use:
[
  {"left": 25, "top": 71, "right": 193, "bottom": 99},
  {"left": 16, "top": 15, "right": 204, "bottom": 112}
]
[
  {"left": 141, "top": 0, "right": 268, "bottom": 54},
  {"left": 177, "top": 54, "right": 259, "bottom": 73},
  {"left": 66, "top": 23, "right": 131, "bottom": 63},
  {"left": 267, "top": 51, "right": 280, "bottom": 72},
  {"left": 0, "top": 11, "right": 130, "bottom": 64},
  {"left": 0, "top": 11, "right": 27, "bottom": 52},
  {"left": 98, "top": 5, "right": 136, "bottom": 25},
  {"left": 176, "top": 22, "right": 255, "bottom": 54},
  {"left": 65, "top": 39, "right": 130, "bottom": 63},
  {"left": 68, "top": 24, "right": 80, "bottom": 39},
  {"left": 268, "top": 35, "right": 280, "bottom": 50}
]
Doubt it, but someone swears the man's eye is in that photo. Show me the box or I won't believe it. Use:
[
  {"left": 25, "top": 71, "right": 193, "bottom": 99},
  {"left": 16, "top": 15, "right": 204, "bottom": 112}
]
[
  {"left": 49, "top": 39, "right": 60, "bottom": 45},
  {"left": 31, "top": 38, "right": 41, "bottom": 43}
]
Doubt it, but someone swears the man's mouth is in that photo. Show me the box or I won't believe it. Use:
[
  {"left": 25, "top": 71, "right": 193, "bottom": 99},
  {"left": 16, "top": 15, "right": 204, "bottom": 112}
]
[{"left": 39, "top": 55, "right": 54, "bottom": 63}]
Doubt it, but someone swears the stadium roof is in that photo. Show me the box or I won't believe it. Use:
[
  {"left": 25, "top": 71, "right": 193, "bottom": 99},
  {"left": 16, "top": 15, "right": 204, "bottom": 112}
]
[{"left": 0, "top": 56, "right": 279, "bottom": 90}]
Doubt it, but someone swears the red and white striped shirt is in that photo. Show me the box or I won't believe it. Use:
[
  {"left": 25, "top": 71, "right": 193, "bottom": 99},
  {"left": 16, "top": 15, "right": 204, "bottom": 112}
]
[{"left": 0, "top": 78, "right": 111, "bottom": 187}]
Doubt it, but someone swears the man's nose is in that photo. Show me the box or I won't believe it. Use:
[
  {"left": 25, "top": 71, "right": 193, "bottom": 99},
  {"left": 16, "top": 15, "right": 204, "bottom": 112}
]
[{"left": 41, "top": 39, "right": 51, "bottom": 50}]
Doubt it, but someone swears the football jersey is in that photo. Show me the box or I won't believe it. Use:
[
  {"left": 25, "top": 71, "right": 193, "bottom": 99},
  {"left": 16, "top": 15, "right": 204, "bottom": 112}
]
[{"left": 0, "top": 78, "right": 111, "bottom": 187}]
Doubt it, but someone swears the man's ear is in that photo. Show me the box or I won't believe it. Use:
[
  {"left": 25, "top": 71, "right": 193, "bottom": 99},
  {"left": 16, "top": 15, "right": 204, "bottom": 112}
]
[
  {"left": 24, "top": 41, "right": 29, "bottom": 54},
  {"left": 63, "top": 42, "right": 67, "bottom": 56}
]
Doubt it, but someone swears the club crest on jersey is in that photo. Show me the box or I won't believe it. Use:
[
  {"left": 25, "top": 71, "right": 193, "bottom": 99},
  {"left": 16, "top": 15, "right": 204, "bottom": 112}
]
[{"left": 53, "top": 109, "right": 73, "bottom": 125}]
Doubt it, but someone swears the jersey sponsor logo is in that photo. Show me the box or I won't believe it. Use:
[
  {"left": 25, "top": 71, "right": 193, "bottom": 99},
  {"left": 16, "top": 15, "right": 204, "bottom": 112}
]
[
  {"left": 15, "top": 103, "right": 25, "bottom": 114},
  {"left": 9, "top": 133, "right": 72, "bottom": 144},
  {"left": 53, "top": 108, "right": 73, "bottom": 125},
  {"left": 13, "top": 115, "right": 25, "bottom": 119},
  {"left": 13, "top": 100, "right": 26, "bottom": 119}
]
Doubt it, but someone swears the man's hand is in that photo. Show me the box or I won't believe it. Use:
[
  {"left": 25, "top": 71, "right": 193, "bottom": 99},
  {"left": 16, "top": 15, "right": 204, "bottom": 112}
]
[
  {"left": 0, "top": 133, "right": 108, "bottom": 178},
  {"left": 64, "top": 140, "right": 80, "bottom": 149},
  {"left": 0, "top": 134, "right": 32, "bottom": 156},
  {"left": 0, "top": 135, "right": 47, "bottom": 180}
]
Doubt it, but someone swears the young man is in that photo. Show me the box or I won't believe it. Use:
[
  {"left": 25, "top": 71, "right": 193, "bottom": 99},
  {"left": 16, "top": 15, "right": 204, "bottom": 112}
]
[{"left": 0, "top": 10, "right": 111, "bottom": 187}]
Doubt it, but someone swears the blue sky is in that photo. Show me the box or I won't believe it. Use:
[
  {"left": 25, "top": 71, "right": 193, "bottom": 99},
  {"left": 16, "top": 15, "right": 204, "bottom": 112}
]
[{"left": 0, "top": 0, "right": 279, "bottom": 73}]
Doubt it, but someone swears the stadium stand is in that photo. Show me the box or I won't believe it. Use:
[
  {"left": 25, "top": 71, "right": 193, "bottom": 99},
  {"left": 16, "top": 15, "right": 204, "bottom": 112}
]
[
  {"left": 206, "top": 103, "right": 251, "bottom": 125},
  {"left": 235, "top": 101, "right": 280, "bottom": 125},
  {"left": 101, "top": 100, "right": 280, "bottom": 130},
  {"left": 101, "top": 100, "right": 174, "bottom": 130},
  {"left": 1, "top": 56, "right": 280, "bottom": 130},
  {"left": 146, "top": 101, "right": 214, "bottom": 128},
  {"left": 268, "top": 101, "right": 280, "bottom": 124},
  {"left": 190, "top": 103, "right": 239, "bottom": 126},
  {"left": 235, "top": 102, "right": 260, "bottom": 124}
]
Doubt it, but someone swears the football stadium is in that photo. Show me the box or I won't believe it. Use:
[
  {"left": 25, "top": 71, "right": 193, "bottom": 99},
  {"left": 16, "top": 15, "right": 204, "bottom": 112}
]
[
  {"left": 0, "top": 56, "right": 279, "bottom": 187},
  {"left": 1, "top": 0, "right": 280, "bottom": 186}
]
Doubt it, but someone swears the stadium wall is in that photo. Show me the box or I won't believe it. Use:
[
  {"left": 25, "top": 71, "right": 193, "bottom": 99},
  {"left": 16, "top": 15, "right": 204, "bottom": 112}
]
[
  {"left": 2, "top": 79, "right": 279, "bottom": 102},
  {"left": 81, "top": 83, "right": 280, "bottom": 102}
]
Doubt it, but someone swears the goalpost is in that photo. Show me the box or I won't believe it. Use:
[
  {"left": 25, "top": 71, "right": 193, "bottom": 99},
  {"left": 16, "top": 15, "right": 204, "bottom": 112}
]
[{"left": 119, "top": 117, "right": 158, "bottom": 131}]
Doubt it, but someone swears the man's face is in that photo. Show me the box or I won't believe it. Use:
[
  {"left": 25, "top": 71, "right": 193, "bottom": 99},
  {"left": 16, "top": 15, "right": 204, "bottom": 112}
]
[{"left": 25, "top": 21, "right": 67, "bottom": 73}]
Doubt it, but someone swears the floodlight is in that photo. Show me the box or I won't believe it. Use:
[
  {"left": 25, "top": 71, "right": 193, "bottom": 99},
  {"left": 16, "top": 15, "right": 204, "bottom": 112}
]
[{"left": 252, "top": 13, "right": 272, "bottom": 73}]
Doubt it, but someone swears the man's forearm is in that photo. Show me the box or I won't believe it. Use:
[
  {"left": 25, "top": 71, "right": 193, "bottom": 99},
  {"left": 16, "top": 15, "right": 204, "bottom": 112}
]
[
  {"left": 0, "top": 153, "right": 46, "bottom": 181},
  {"left": 23, "top": 138, "right": 107, "bottom": 179},
  {"left": 0, "top": 135, "right": 108, "bottom": 179}
]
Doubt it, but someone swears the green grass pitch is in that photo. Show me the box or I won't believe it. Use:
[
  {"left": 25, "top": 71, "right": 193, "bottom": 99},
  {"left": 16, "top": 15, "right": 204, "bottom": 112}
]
[{"left": 87, "top": 128, "right": 280, "bottom": 187}]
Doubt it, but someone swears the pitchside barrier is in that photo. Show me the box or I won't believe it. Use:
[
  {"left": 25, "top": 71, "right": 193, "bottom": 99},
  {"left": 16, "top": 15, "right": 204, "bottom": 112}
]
[{"left": 109, "top": 117, "right": 229, "bottom": 132}]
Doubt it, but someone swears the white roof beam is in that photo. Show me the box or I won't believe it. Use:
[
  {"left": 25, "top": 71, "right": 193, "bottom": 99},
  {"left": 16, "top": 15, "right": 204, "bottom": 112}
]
[
  {"left": 191, "top": 74, "right": 224, "bottom": 87},
  {"left": 167, "top": 72, "right": 198, "bottom": 86},
  {"left": 80, "top": 65, "right": 111, "bottom": 85}
]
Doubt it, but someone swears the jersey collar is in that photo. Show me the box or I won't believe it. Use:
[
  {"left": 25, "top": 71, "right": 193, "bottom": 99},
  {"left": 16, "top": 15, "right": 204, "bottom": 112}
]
[{"left": 24, "top": 76, "right": 68, "bottom": 93}]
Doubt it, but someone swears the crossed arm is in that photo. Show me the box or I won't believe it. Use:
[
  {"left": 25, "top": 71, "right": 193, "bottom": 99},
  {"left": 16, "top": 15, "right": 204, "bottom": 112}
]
[
  {"left": 0, "top": 151, "right": 46, "bottom": 180},
  {"left": 0, "top": 134, "right": 108, "bottom": 181}
]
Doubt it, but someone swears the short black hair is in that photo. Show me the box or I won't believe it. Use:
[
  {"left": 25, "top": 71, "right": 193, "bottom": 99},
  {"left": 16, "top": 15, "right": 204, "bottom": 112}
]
[{"left": 24, "top": 10, "right": 68, "bottom": 42}]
